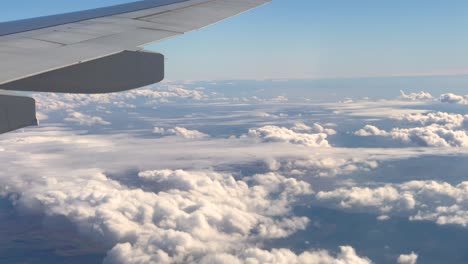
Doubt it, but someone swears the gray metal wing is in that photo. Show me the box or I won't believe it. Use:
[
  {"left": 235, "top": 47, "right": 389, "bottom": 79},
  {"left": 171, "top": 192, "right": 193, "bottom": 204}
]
[
  {"left": 0, "top": 0, "right": 270, "bottom": 133},
  {"left": 0, "top": 0, "right": 271, "bottom": 94}
]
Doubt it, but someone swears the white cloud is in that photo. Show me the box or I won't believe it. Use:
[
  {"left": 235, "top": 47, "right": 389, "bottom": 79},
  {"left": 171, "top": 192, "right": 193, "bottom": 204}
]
[
  {"left": 5, "top": 123, "right": 441, "bottom": 263},
  {"left": 64, "top": 111, "right": 111, "bottom": 126},
  {"left": 390, "top": 125, "right": 468, "bottom": 147},
  {"left": 113, "top": 101, "right": 136, "bottom": 109},
  {"left": 316, "top": 185, "right": 416, "bottom": 213},
  {"left": 36, "top": 112, "right": 49, "bottom": 122},
  {"left": 377, "top": 215, "right": 390, "bottom": 221},
  {"left": 195, "top": 246, "right": 373, "bottom": 264},
  {"left": 0, "top": 164, "right": 372, "bottom": 264},
  {"left": 132, "top": 85, "right": 206, "bottom": 101},
  {"left": 440, "top": 93, "right": 468, "bottom": 105},
  {"left": 397, "top": 252, "right": 418, "bottom": 264},
  {"left": 396, "top": 112, "right": 467, "bottom": 129},
  {"left": 400, "top": 90, "right": 433, "bottom": 101},
  {"left": 317, "top": 180, "right": 468, "bottom": 227},
  {"left": 34, "top": 84, "right": 208, "bottom": 113},
  {"left": 287, "top": 157, "right": 378, "bottom": 178},
  {"left": 325, "top": 100, "right": 428, "bottom": 119},
  {"left": 355, "top": 124, "right": 468, "bottom": 147},
  {"left": 291, "top": 122, "right": 312, "bottom": 132},
  {"left": 271, "top": 96, "right": 289, "bottom": 102},
  {"left": 9, "top": 81, "right": 468, "bottom": 262},
  {"left": 354, "top": 125, "right": 388, "bottom": 137},
  {"left": 153, "top": 127, "right": 209, "bottom": 139},
  {"left": 248, "top": 126, "right": 330, "bottom": 147},
  {"left": 293, "top": 123, "right": 336, "bottom": 135}
]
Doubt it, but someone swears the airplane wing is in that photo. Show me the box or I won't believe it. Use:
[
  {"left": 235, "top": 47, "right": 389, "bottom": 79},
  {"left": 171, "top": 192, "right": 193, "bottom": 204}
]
[{"left": 0, "top": 0, "right": 270, "bottom": 134}]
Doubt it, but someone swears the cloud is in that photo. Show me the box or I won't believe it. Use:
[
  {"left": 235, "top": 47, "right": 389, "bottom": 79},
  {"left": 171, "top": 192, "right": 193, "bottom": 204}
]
[
  {"left": 194, "top": 246, "right": 373, "bottom": 264},
  {"left": 36, "top": 112, "right": 49, "bottom": 122},
  {"left": 0, "top": 164, "right": 373, "bottom": 264},
  {"left": 316, "top": 185, "right": 416, "bottom": 213},
  {"left": 326, "top": 100, "right": 428, "bottom": 118},
  {"left": 153, "top": 127, "right": 209, "bottom": 139},
  {"left": 285, "top": 157, "right": 378, "bottom": 178},
  {"left": 64, "top": 111, "right": 111, "bottom": 126},
  {"left": 248, "top": 126, "right": 330, "bottom": 147},
  {"left": 399, "top": 90, "right": 433, "bottom": 101},
  {"left": 292, "top": 123, "right": 336, "bottom": 135},
  {"left": 317, "top": 180, "right": 468, "bottom": 228},
  {"left": 34, "top": 84, "right": 208, "bottom": 113},
  {"left": 355, "top": 124, "right": 468, "bottom": 147},
  {"left": 390, "top": 125, "right": 468, "bottom": 147},
  {"left": 291, "top": 122, "right": 312, "bottom": 132},
  {"left": 354, "top": 125, "right": 388, "bottom": 137},
  {"left": 113, "top": 101, "right": 136, "bottom": 109},
  {"left": 271, "top": 96, "right": 289, "bottom": 102},
  {"left": 396, "top": 112, "right": 467, "bottom": 129},
  {"left": 440, "top": 93, "right": 468, "bottom": 105},
  {"left": 356, "top": 110, "right": 468, "bottom": 147},
  {"left": 9, "top": 79, "right": 468, "bottom": 262},
  {"left": 132, "top": 85, "right": 206, "bottom": 101},
  {"left": 4, "top": 123, "right": 434, "bottom": 263},
  {"left": 397, "top": 252, "right": 418, "bottom": 264}
]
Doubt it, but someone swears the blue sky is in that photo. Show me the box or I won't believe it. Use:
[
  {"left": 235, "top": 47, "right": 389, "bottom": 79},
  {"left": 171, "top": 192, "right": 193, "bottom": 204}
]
[{"left": 2, "top": 0, "right": 468, "bottom": 80}]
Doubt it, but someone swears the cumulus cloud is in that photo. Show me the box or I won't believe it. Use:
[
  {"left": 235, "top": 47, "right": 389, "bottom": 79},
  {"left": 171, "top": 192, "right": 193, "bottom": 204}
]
[
  {"left": 285, "top": 157, "right": 378, "bottom": 178},
  {"left": 316, "top": 185, "right": 416, "bottom": 213},
  {"left": 317, "top": 180, "right": 468, "bottom": 227},
  {"left": 0, "top": 164, "right": 373, "bottom": 264},
  {"left": 194, "top": 246, "right": 372, "bottom": 264},
  {"left": 354, "top": 125, "right": 388, "bottom": 137},
  {"left": 440, "top": 93, "right": 468, "bottom": 105},
  {"left": 34, "top": 84, "right": 208, "bottom": 113},
  {"left": 291, "top": 122, "right": 312, "bottom": 132},
  {"left": 132, "top": 85, "right": 206, "bottom": 101},
  {"left": 397, "top": 252, "right": 418, "bottom": 264},
  {"left": 292, "top": 123, "right": 336, "bottom": 135},
  {"left": 1, "top": 123, "right": 412, "bottom": 263},
  {"left": 64, "top": 111, "right": 111, "bottom": 126},
  {"left": 355, "top": 124, "right": 468, "bottom": 147},
  {"left": 399, "top": 90, "right": 433, "bottom": 101},
  {"left": 248, "top": 126, "right": 330, "bottom": 147},
  {"left": 153, "top": 127, "right": 209, "bottom": 139},
  {"left": 396, "top": 112, "right": 467, "bottom": 129},
  {"left": 390, "top": 125, "right": 468, "bottom": 147}
]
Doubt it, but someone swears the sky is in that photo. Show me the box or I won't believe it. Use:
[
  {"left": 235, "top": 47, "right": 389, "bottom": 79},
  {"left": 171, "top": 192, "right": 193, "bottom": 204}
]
[{"left": 3, "top": 0, "right": 468, "bottom": 80}]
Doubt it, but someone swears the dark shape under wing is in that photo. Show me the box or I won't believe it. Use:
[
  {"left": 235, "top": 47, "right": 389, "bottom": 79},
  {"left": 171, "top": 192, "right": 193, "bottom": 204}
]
[{"left": 0, "top": 94, "right": 37, "bottom": 134}]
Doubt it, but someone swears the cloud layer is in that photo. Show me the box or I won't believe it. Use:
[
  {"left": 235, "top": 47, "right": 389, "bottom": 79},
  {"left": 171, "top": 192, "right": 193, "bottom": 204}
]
[
  {"left": 3, "top": 82, "right": 467, "bottom": 262},
  {"left": 317, "top": 180, "right": 468, "bottom": 227},
  {"left": 356, "top": 112, "right": 468, "bottom": 147},
  {"left": 248, "top": 126, "right": 330, "bottom": 147}
]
